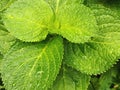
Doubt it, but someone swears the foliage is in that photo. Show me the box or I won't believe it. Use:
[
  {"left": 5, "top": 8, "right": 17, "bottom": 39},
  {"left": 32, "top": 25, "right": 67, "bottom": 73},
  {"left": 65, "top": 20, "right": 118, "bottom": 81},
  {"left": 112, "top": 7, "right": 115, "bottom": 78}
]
[{"left": 0, "top": 0, "right": 120, "bottom": 90}]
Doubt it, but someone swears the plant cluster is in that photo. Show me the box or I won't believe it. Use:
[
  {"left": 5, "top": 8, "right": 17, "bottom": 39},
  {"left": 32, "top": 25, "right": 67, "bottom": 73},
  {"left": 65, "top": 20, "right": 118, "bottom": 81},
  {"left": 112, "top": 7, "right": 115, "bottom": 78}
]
[{"left": 0, "top": 0, "right": 120, "bottom": 90}]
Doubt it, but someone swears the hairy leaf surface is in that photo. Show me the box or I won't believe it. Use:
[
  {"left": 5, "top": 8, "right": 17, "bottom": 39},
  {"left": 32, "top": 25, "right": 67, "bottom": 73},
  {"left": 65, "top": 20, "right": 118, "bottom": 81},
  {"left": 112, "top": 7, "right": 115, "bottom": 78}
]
[
  {"left": 2, "top": 36, "right": 63, "bottom": 90},
  {"left": 3, "top": 0, "right": 53, "bottom": 42},
  {"left": 49, "top": 66, "right": 90, "bottom": 90},
  {"left": 64, "top": 5, "right": 120, "bottom": 75}
]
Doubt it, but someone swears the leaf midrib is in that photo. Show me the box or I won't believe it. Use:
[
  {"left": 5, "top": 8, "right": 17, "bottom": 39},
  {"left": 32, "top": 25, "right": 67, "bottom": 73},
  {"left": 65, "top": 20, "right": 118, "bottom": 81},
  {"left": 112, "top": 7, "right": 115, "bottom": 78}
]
[{"left": 28, "top": 44, "right": 48, "bottom": 76}]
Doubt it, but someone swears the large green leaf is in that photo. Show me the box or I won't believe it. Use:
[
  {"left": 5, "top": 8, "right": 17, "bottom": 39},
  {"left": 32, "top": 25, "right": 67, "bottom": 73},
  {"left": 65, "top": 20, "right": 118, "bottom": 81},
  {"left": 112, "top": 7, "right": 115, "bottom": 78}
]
[
  {"left": 64, "top": 5, "right": 120, "bottom": 75},
  {"left": 1, "top": 36, "right": 63, "bottom": 90},
  {"left": 50, "top": 3, "right": 98, "bottom": 43},
  {"left": 49, "top": 66, "right": 90, "bottom": 90},
  {"left": 3, "top": 0, "right": 53, "bottom": 42},
  {"left": 0, "top": 25, "right": 16, "bottom": 55}
]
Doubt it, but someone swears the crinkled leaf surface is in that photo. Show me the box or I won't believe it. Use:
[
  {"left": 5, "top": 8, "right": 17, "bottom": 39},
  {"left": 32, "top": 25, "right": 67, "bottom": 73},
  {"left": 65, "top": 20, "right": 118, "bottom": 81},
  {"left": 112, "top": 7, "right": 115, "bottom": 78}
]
[
  {"left": 64, "top": 5, "right": 120, "bottom": 75},
  {"left": 1, "top": 36, "right": 63, "bottom": 90},
  {"left": 50, "top": 3, "right": 98, "bottom": 43},
  {"left": 3, "top": 0, "right": 53, "bottom": 42},
  {"left": 0, "top": 25, "right": 16, "bottom": 55},
  {"left": 49, "top": 66, "right": 90, "bottom": 90}
]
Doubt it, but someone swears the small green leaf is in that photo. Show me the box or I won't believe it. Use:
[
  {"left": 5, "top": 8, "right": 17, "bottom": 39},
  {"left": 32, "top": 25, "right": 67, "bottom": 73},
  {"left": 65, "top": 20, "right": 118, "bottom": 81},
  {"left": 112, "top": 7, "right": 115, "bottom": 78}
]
[
  {"left": 49, "top": 66, "right": 90, "bottom": 90},
  {"left": 64, "top": 5, "right": 120, "bottom": 75},
  {"left": 1, "top": 36, "right": 64, "bottom": 90},
  {"left": 0, "top": 26, "right": 16, "bottom": 55},
  {"left": 3, "top": 0, "right": 53, "bottom": 42},
  {"left": 51, "top": 4, "right": 98, "bottom": 43}
]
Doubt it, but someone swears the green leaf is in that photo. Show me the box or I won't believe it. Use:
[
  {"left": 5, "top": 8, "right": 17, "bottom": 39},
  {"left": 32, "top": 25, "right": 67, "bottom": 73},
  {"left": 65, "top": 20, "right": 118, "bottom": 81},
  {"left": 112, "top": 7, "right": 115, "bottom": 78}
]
[
  {"left": 64, "top": 5, "right": 120, "bottom": 75},
  {"left": 88, "top": 66, "right": 118, "bottom": 90},
  {"left": 3, "top": 0, "right": 97, "bottom": 43},
  {"left": 101, "top": 0, "right": 120, "bottom": 18},
  {"left": 0, "top": 10, "right": 3, "bottom": 24},
  {"left": 0, "top": 26, "right": 16, "bottom": 55},
  {"left": 3, "top": 0, "right": 53, "bottom": 42},
  {"left": 0, "top": 54, "right": 3, "bottom": 72},
  {"left": 49, "top": 65, "right": 90, "bottom": 90},
  {"left": 45, "top": 0, "right": 85, "bottom": 10},
  {"left": 1, "top": 36, "right": 64, "bottom": 90},
  {"left": 88, "top": 76, "right": 99, "bottom": 90},
  {"left": 0, "top": 0, "right": 9, "bottom": 11},
  {"left": 50, "top": 3, "right": 98, "bottom": 43},
  {"left": 97, "top": 68, "right": 117, "bottom": 90},
  {"left": 0, "top": 0, "right": 16, "bottom": 11},
  {"left": 85, "top": 0, "right": 102, "bottom": 5}
]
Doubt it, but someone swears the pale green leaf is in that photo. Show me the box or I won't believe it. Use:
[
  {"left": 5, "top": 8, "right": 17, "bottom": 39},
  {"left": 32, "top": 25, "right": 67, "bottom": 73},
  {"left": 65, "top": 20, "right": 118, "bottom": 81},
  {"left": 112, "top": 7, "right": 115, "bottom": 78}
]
[
  {"left": 50, "top": 3, "right": 98, "bottom": 43},
  {"left": 3, "top": 0, "right": 53, "bottom": 42},
  {"left": 64, "top": 5, "right": 120, "bottom": 75},
  {"left": 0, "top": 26, "right": 16, "bottom": 55},
  {"left": 1, "top": 36, "right": 63, "bottom": 90},
  {"left": 49, "top": 66, "right": 90, "bottom": 90}
]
